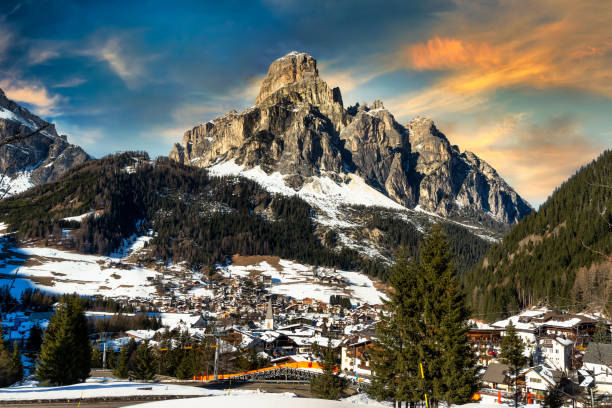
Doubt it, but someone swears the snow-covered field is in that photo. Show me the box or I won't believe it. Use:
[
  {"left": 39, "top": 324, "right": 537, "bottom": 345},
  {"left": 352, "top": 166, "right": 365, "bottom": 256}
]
[
  {"left": 0, "top": 240, "right": 161, "bottom": 299},
  {"left": 0, "top": 380, "right": 245, "bottom": 401},
  {"left": 219, "top": 258, "right": 386, "bottom": 305},
  {"left": 128, "top": 393, "right": 382, "bottom": 408}
]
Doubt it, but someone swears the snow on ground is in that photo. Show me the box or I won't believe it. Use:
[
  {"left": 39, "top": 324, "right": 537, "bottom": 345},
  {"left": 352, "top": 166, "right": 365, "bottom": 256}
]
[
  {"left": 0, "top": 167, "right": 35, "bottom": 196},
  {"left": 0, "top": 245, "right": 160, "bottom": 299},
  {"left": 0, "top": 380, "right": 254, "bottom": 401},
  {"left": 62, "top": 211, "right": 98, "bottom": 222},
  {"left": 207, "top": 160, "right": 406, "bottom": 225},
  {"left": 126, "top": 393, "right": 510, "bottom": 408},
  {"left": 218, "top": 258, "right": 386, "bottom": 305},
  {"left": 128, "top": 393, "right": 370, "bottom": 408}
]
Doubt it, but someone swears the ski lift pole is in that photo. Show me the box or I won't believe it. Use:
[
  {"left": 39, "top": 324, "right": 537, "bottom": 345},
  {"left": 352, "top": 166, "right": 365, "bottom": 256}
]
[{"left": 420, "top": 362, "right": 429, "bottom": 408}]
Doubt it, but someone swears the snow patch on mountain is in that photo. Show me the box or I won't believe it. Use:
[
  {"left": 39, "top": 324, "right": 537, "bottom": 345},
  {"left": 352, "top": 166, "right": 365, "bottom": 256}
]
[{"left": 208, "top": 159, "right": 407, "bottom": 224}]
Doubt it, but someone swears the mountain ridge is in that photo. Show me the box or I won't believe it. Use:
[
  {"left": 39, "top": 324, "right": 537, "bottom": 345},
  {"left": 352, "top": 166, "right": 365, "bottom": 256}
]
[
  {"left": 0, "top": 87, "right": 91, "bottom": 195},
  {"left": 170, "top": 51, "right": 531, "bottom": 226}
]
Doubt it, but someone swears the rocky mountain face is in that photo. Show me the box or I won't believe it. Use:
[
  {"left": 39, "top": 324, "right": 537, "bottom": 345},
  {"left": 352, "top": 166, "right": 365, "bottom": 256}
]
[
  {"left": 170, "top": 51, "right": 531, "bottom": 225},
  {"left": 0, "top": 88, "right": 90, "bottom": 194}
]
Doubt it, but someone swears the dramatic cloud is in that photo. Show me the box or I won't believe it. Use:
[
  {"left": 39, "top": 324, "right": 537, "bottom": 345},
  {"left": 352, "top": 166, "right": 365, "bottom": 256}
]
[
  {"left": 399, "top": 1, "right": 612, "bottom": 97},
  {"left": 0, "top": 79, "right": 62, "bottom": 116}
]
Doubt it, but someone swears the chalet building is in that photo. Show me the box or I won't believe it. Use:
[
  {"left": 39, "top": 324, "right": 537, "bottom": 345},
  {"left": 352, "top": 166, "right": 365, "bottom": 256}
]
[
  {"left": 341, "top": 338, "right": 374, "bottom": 376},
  {"left": 467, "top": 327, "right": 503, "bottom": 366},
  {"left": 522, "top": 365, "right": 563, "bottom": 401},
  {"left": 482, "top": 363, "right": 512, "bottom": 391}
]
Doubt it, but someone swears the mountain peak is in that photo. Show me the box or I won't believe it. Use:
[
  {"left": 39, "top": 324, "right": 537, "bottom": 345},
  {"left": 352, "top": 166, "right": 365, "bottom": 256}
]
[{"left": 255, "top": 51, "right": 319, "bottom": 105}]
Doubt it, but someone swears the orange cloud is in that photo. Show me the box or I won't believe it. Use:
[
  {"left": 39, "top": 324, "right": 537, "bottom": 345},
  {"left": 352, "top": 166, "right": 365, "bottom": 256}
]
[
  {"left": 399, "top": 1, "right": 612, "bottom": 98},
  {"left": 0, "top": 79, "right": 61, "bottom": 116},
  {"left": 409, "top": 36, "right": 501, "bottom": 71},
  {"left": 443, "top": 114, "right": 605, "bottom": 205}
]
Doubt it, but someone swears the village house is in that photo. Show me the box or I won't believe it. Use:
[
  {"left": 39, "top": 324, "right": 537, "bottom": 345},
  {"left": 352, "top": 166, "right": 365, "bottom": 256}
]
[
  {"left": 482, "top": 363, "right": 512, "bottom": 391},
  {"left": 582, "top": 342, "right": 612, "bottom": 394},
  {"left": 340, "top": 338, "right": 374, "bottom": 377},
  {"left": 534, "top": 336, "right": 573, "bottom": 372},
  {"left": 522, "top": 365, "right": 563, "bottom": 402}
]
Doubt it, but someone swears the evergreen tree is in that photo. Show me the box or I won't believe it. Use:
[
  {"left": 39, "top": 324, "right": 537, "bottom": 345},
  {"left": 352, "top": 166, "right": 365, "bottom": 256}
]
[
  {"left": 10, "top": 341, "right": 23, "bottom": 385},
  {"left": 131, "top": 341, "right": 156, "bottom": 380},
  {"left": 417, "top": 227, "right": 478, "bottom": 406},
  {"left": 36, "top": 296, "right": 91, "bottom": 385},
  {"left": 369, "top": 228, "right": 477, "bottom": 407},
  {"left": 500, "top": 322, "right": 528, "bottom": 407},
  {"left": 593, "top": 322, "right": 611, "bottom": 344},
  {"left": 432, "top": 234, "right": 478, "bottom": 404},
  {"left": 0, "top": 330, "right": 23, "bottom": 387},
  {"left": 91, "top": 346, "right": 103, "bottom": 368},
  {"left": 310, "top": 347, "right": 347, "bottom": 399},
  {"left": 26, "top": 324, "right": 43, "bottom": 355},
  {"left": 113, "top": 344, "right": 131, "bottom": 378},
  {"left": 369, "top": 248, "right": 422, "bottom": 406},
  {"left": 176, "top": 354, "right": 194, "bottom": 379}
]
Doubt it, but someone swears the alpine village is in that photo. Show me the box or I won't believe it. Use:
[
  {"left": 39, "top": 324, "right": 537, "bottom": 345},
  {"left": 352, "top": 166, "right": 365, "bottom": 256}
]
[{"left": 0, "top": 2, "right": 611, "bottom": 408}]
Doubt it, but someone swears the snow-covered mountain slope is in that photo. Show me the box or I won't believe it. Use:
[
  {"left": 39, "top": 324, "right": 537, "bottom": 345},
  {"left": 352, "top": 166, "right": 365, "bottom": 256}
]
[{"left": 0, "top": 88, "right": 90, "bottom": 197}]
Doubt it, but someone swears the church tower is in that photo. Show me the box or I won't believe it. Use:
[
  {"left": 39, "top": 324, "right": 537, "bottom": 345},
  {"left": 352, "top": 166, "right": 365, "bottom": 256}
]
[{"left": 265, "top": 298, "right": 274, "bottom": 330}]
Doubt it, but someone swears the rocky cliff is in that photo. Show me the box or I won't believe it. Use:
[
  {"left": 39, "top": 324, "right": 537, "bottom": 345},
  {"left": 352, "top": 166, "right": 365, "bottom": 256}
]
[
  {"left": 170, "top": 51, "right": 531, "bottom": 225},
  {"left": 0, "top": 88, "right": 91, "bottom": 195}
]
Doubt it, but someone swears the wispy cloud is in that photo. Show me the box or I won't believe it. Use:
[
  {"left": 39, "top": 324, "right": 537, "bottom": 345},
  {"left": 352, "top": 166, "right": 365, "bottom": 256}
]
[
  {"left": 80, "top": 35, "right": 156, "bottom": 89},
  {"left": 53, "top": 77, "right": 86, "bottom": 88},
  {"left": 0, "top": 78, "right": 62, "bottom": 116}
]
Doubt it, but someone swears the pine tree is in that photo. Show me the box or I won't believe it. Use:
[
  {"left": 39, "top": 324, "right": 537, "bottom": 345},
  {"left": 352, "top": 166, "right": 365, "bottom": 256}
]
[
  {"left": 36, "top": 296, "right": 91, "bottom": 385},
  {"left": 310, "top": 347, "right": 347, "bottom": 399},
  {"left": 10, "top": 341, "right": 23, "bottom": 384},
  {"left": 369, "top": 228, "right": 477, "bottom": 408},
  {"left": 176, "top": 354, "right": 193, "bottom": 379},
  {"left": 26, "top": 324, "right": 43, "bottom": 355},
  {"left": 91, "top": 346, "right": 103, "bottom": 368},
  {"left": 369, "top": 248, "right": 422, "bottom": 406},
  {"left": 113, "top": 344, "right": 131, "bottom": 378},
  {"left": 500, "top": 322, "right": 528, "bottom": 407},
  {"left": 419, "top": 226, "right": 477, "bottom": 407},
  {"left": 131, "top": 341, "right": 156, "bottom": 380},
  {"left": 433, "top": 235, "right": 478, "bottom": 404}
]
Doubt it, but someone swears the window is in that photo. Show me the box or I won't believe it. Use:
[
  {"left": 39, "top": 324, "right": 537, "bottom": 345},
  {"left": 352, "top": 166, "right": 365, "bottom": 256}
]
[{"left": 530, "top": 377, "right": 542, "bottom": 383}]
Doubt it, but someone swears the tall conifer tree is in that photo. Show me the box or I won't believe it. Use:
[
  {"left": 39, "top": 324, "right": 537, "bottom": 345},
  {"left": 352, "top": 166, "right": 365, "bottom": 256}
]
[
  {"left": 500, "top": 322, "right": 527, "bottom": 407},
  {"left": 370, "top": 248, "right": 422, "bottom": 406},
  {"left": 36, "top": 296, "right": 91, "bottom": 385}
]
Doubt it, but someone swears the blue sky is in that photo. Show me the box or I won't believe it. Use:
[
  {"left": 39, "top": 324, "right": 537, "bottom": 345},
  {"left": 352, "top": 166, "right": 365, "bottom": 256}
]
[{"left": 0, "top": 0, "right": 610, "bottom": 206}]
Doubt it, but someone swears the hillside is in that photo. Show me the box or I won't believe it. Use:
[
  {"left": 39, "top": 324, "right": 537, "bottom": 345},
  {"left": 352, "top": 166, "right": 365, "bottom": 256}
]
[
  {"left": 464, "top": 150, "right": 612, "bottom": 320},
  {"left": 0, "top": 152, "right": 489, "bottom": 281}
]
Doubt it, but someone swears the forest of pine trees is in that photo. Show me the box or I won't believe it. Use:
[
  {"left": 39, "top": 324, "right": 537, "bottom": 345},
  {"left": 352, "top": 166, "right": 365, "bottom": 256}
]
[
  {"left": 0, "top": 152, "right": 491, "bottom": 282},
  {"left": 369, "top": 227, "right": 478, "bottom": 407},
  {"left": 464, "top": 149, "right": 612, "bottom": 320}
]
